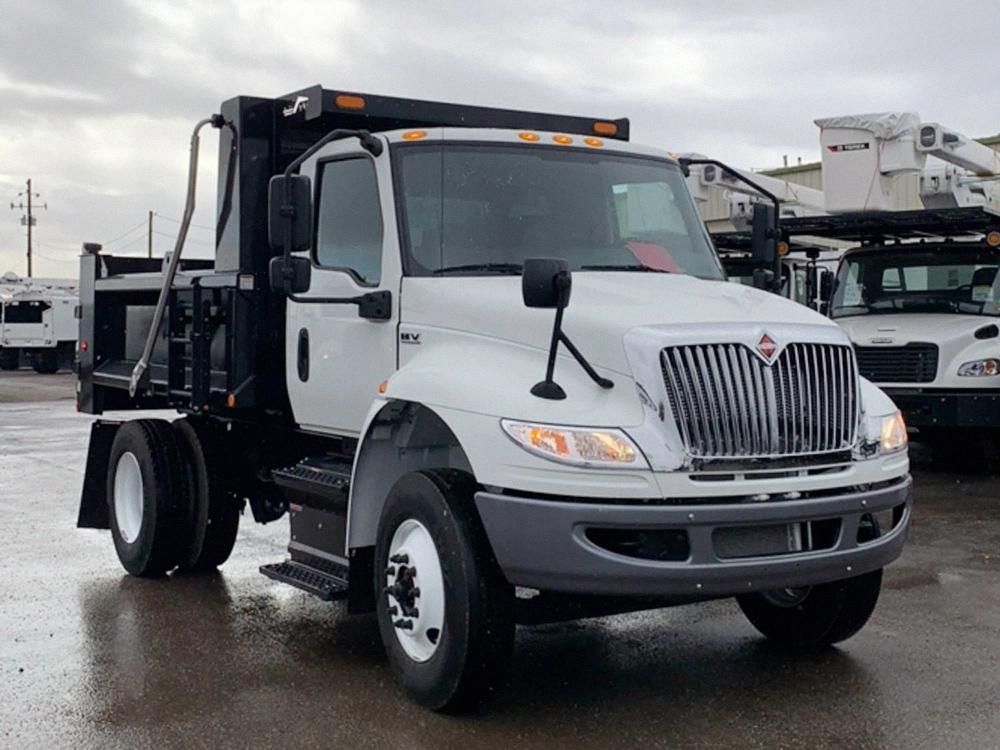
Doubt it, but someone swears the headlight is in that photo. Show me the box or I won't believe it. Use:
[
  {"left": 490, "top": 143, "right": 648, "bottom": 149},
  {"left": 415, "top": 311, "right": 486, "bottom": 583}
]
[
  {"left": 879, "top": 411, "right": 908, "bottom": 454},
  {"left": 958, "top": 358, "right": 1000, "bottom": 377},
  {"left": 501, "top": 420, "right": 641, "bottom": 466}
]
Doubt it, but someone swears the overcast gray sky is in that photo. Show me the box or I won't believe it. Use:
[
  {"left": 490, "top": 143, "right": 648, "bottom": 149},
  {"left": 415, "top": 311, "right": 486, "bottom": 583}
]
[{"left": 1, "top": 0, "right": 997, "bottom": 277}]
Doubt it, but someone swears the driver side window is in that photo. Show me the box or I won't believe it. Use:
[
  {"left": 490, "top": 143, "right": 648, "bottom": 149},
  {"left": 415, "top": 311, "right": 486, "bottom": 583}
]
[{"left": 315, "top": 157, "right": 383, "bottom": 285}]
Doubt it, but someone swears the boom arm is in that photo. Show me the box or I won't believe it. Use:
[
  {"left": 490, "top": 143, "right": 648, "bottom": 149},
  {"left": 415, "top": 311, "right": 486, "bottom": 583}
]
[{"left": 816, "top": 112, "right": 1000, "bottom": 212}]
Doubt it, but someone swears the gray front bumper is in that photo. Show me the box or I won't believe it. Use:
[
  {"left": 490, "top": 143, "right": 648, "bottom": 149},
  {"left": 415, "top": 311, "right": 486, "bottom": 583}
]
[{"left": 475, "top": 476, "right": 912, "bottom": 597}]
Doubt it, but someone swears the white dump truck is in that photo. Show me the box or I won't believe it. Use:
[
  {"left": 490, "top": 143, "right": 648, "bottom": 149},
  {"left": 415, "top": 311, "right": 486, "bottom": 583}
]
[{"left": 76, "top": 86, "right": 912, "bottom": 711}]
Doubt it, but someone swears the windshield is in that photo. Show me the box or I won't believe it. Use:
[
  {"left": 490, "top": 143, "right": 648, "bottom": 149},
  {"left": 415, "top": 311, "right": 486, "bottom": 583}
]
[
  {"left": 831, "top": 245, "right": 1000, "bottom": 318},
  {"left": 394, "top": 143, "right": 724, "bottom": 279}
]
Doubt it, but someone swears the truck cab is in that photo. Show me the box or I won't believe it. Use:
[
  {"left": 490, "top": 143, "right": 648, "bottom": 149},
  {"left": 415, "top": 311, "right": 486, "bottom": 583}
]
[
  {"left": 76, "top": 86, "right": 911, "bottom": 711},
  {"left": 830, "top": 228, "right": 1000, "bottom": 456}
]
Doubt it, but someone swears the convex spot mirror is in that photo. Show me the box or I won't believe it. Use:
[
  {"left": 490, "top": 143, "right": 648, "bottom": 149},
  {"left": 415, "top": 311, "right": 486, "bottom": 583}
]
[
  {"left": 522, "top": 257, "right": 572, "bottom": 309},
  {"left": 269, "top": 255, "right": 312, "bottom": 295},
  {"left": 268, "top": 174, "right": 312, "bottom": 252}
]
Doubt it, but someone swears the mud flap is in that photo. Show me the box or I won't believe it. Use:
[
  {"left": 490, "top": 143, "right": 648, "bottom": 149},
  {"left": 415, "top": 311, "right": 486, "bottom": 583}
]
[{"left": 77, "top": 420, "right": 121, "bottom": 529}]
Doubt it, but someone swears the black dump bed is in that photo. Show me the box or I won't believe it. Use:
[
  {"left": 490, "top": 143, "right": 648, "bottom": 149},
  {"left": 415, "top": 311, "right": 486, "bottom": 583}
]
[{"left": 77, "top": 85, "right": 629, "bottom": 416}]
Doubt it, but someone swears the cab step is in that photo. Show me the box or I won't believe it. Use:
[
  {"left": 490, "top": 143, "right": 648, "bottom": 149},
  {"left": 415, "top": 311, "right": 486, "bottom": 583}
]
[
  {"left": 271, "top": 456, "right": 352, "bottom": 512},
  {"left": 259, "top": 560, "right": 349, "bottom": 601}
]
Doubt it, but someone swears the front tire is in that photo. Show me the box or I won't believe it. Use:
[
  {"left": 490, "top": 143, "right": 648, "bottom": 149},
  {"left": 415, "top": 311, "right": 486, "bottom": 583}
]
[
  {"left": 737, "top": 517, "right": 883, "bottom": 649},
  {"left": 375, "top": 470, "right": 515, "bottom": 712}
]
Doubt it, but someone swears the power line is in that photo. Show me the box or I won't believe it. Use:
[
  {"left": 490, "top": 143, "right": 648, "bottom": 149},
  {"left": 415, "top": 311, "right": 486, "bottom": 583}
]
[
  {"left": 154, "top": 213, "right": 215, "bottom": 231},
  {"left": 35, "top": 240, "right": 80, "bottom": 253},
  {"left": 101, "top": 218, "right": 149, "bottom": 248},
  {"left": 153, "top": 229, "right": 213, "bottom": 245}
]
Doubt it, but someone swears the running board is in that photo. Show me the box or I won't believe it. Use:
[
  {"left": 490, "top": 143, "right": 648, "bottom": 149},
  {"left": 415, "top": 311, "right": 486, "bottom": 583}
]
[{"left": 260, "top": 561, "right": 349, "bottom": 601}]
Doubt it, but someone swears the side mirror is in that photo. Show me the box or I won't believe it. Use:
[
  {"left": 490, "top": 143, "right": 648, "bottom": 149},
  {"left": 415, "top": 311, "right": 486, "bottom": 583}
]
[
  {"left": 522, "top": 257, "right": 571, "bottom": 309},
  {"left": 750, "top": 203, "right": 777, "bottom": 268},
  {"left": 819, "top": 269, "right": 835, "bottom": 302},
  {"left": 268, "top": 174, "right": 312, "bottom": 252},
  {"left": 269, "top": 255, "right": 311, "bottom": 295}
]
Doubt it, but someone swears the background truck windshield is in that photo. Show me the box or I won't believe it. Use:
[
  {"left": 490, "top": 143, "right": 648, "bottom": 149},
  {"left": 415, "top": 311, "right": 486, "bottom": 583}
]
[
  {"left": 831, "top": 245, "right": 1000, "bottom": 318},
  {"left": 395, "top": 144, "right": 724, "bottom": 279}
]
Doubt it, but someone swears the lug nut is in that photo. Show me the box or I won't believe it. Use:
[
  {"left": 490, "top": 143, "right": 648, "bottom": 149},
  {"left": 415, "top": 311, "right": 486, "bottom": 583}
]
[
  {"left": 393, "top": 618, "right": 414, "bottom": 630},
  {"left": 385, "top": 566, "right": 396, "bottom": 577},
  {"left": 388, "top": 605, "right": 398, "bottom": 616},
  {"left": 411, "top": 587, "right": 420, "bottom": 598},
  {"left": 390, "top": 553, "right": 409, "bottom": 565}
]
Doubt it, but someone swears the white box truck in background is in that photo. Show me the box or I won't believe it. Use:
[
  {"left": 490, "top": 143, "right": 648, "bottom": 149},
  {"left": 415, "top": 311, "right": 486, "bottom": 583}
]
[{"left": 0, "top": 273, "right": 78, "bottom": 372}]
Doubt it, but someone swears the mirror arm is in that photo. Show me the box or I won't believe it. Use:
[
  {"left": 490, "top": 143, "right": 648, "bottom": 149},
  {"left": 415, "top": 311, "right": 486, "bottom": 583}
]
[
  {"left": 557, "top": 330, "right": 614, "bottom": 390},
  {"left": 531, "top": 272, "right": 613, "bottom": 399}
]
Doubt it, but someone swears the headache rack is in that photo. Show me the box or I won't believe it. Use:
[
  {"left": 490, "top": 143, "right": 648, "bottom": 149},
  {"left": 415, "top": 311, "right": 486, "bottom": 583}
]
[{"left": 77, "top": 85, "right": 629, "bottom": 416}]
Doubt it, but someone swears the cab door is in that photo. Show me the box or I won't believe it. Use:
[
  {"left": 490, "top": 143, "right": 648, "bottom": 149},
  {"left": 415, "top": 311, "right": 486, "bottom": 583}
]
[{"left": 285, "top": 146, "right": 398, "bottom": 436}]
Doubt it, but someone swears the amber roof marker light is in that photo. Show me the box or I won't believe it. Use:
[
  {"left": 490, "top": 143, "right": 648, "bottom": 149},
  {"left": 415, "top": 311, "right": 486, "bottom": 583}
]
[
  {"left": 518, "top": 132, "right": 541, "bottom": 142},
  {"left": 334, "top": 94, "right": 366, "bottom": 110},
  {"left": 593, "top": 121, "right": 618, "bottom": 136},
  {"left": 402, "top": 130, "right": 427, "bottom": 141},
  {"left": 552, "top": 135, "right": 573, "bottom": 146}
]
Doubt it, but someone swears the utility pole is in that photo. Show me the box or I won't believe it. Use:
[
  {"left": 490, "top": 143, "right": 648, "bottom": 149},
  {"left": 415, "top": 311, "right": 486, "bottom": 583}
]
[
  {"left": 9, "top": 179, "right": 47, "bottom": 278},
  {"left": 148, "top": 210, "right": 154, "bottom": 259}
]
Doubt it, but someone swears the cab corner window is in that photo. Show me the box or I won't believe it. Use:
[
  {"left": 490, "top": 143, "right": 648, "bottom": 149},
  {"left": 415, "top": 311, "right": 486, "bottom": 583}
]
[{"left": 315, "top": 158, "right": 383, "bottom": 285}]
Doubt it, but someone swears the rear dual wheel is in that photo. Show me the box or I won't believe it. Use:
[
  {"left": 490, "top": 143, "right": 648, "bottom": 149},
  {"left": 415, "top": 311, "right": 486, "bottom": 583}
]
[
  {"left": 107, "top": 418, "right": 239, "bottom": 577},
  {"left": 31, "top": 350, "right": 59, "bottom": 373},
  {"left": 0, "top": 349, "right": 18, "bottom": 371}
]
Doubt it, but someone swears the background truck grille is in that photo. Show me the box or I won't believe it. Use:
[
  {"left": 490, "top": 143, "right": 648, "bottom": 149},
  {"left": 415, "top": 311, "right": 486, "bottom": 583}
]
[
  {"left": 661, "top": 342, "right": 858, "bottom": 459},
  {"left": 854, "top": 343, "right": 938, "bottom": 384}
]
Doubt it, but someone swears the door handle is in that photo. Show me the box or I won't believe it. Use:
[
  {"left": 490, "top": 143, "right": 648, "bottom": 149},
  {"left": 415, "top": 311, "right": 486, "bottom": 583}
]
[{"left": 297, "top": 328, "right": 309, "bottom": 382}]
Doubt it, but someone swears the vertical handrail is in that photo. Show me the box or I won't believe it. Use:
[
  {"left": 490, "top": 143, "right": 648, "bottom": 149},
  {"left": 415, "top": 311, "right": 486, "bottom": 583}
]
[{"left": 129, "top": 116, "right": 221, "bottom": 397}]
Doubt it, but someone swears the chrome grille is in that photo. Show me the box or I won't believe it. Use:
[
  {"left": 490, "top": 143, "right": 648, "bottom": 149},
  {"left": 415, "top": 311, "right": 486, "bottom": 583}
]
[{"left": 661, "top": 342, "right": 858, "bottom": 459}]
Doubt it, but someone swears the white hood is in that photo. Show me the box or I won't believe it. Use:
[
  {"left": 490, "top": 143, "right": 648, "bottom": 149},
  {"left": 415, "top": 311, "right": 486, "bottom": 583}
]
[
  {"left": 402, "top": 273, "right": 840, "bottom": 374},
  {"left": 835, "top": 313, "right": 1000, "bottom": 388}
]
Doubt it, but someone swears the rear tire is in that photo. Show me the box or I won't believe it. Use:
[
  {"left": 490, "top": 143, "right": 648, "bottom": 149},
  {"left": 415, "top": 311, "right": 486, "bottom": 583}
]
[
  {"left": 737, "top": 517, "right": 883, "bottom": 649},
  {"left": 375, "top": 470, "right": 515, "bottom": 712},
  {"left": 0, "top": 349, "right": 17, "bottom": 371},
  {"left": 107, "top": 420, "right": 191, "bottom": 577},
  {"left": 172, "top": 418, "right": 240, "bottom": 571},
  {"left": 31, "top": 350, "right": 59, "bottom": 374}
]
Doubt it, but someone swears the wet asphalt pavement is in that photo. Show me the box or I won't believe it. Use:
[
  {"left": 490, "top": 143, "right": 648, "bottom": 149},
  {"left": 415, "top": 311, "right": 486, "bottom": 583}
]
[{"left": 1, "top": 373, "right": 998, "bottom": 749}]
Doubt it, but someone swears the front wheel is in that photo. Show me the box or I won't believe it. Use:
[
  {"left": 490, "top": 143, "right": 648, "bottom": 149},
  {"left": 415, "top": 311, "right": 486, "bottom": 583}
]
[
  {"left": 375, "top": 470, "right": 515, "bottom": 712},
  {"left": 737, "top": 517, "right": 884, "bottom": 649}
]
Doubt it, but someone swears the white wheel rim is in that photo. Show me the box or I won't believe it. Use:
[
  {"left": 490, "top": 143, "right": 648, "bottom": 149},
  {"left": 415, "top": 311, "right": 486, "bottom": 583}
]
[
  {"left": 113, "top": 452, "right": 144, "bottom": 544},
  {"left": 386, "top": 519, "right": 446, "bottom": 662}
]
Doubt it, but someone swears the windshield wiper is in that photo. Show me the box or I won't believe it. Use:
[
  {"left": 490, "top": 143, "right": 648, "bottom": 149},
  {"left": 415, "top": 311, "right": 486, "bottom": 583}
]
[
  {"left": 431, "top": 263, "right": 522, "bottom": 276},
  {"left": 580, "top": 264, "right": 671, "bottom": 273}
]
